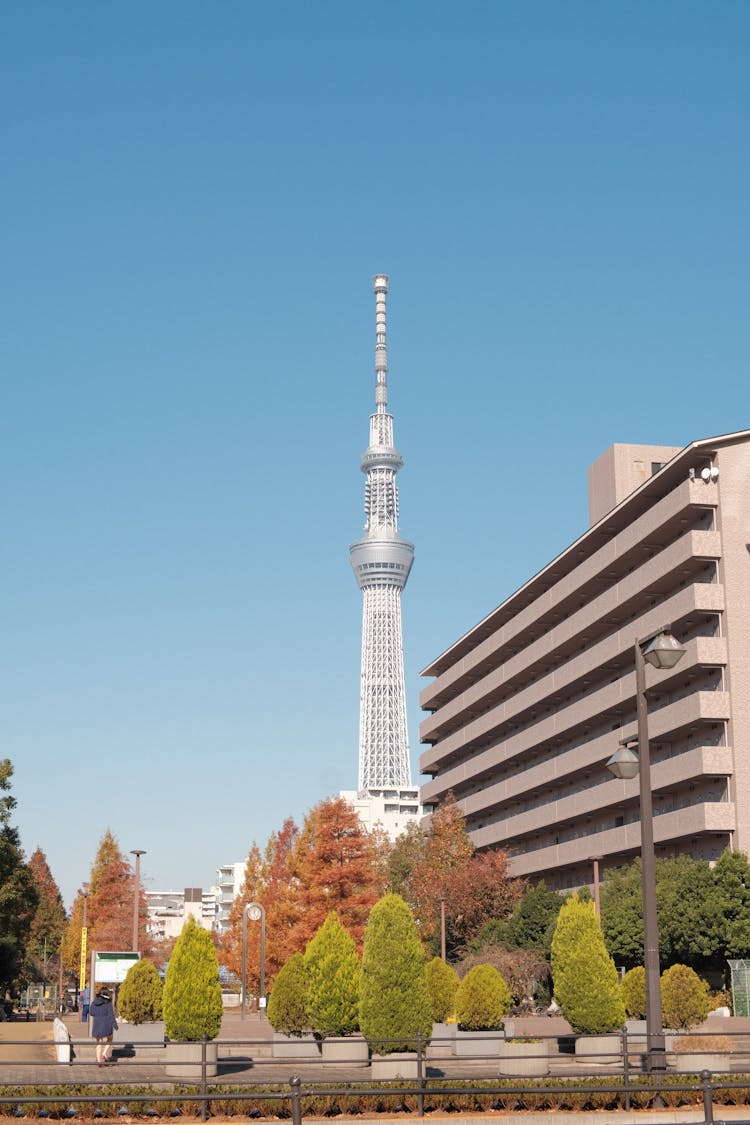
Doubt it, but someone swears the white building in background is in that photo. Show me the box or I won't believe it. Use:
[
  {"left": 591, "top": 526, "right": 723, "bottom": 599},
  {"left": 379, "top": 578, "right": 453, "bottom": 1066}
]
[
  {"left": 214, "top": 861, "right": 247, "bottom": 934},
  {"left": 145, "top": 887, "right": 216, "bottom": 941},
  {"left": 343, "top": 275, "right": 423, "bottom": 842}
]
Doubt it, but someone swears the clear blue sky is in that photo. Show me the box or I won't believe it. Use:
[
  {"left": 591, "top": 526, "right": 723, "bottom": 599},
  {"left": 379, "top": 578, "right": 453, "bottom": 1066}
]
[{"left": 3, "top": 2, "right": 748, "bottom": 907}]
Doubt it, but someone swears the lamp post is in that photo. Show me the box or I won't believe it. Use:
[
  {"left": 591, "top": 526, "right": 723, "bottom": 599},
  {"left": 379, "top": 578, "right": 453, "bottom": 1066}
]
[
  {"left": 607, "top": 628, "right": 685, "bottom": 1072},
  {"left": 440, "top": 896, "right": 447, "bottom": 962},
  {"left": 241, "top": 902, "right": 266, "bottom": 1020},
  {"left": 591, "top": 857, "right": 602, "bottom": 918},
  {"left": 130, "top": 850, "right": 146, "bottom": 952}
]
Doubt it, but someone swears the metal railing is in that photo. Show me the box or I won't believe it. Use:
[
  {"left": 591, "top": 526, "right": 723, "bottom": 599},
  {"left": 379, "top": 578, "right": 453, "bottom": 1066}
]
[{"left": 2, "top": 1027, "right": 750, "bottom": 1122}]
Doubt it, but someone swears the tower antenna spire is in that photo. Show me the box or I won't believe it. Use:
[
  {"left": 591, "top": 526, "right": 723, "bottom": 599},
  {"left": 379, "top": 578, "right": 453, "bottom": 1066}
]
[{"left": 373, "top": 273, "right": 388, "bottom": 413}]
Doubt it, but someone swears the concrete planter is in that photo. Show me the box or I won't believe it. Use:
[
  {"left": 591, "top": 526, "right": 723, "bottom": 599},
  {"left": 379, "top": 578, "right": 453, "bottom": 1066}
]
[
  {"left": 672, "top": 1052, "right": 727, "bottom": 1074},
  {"left": 498, "top": 1040, "right": 549, "bottom": 1076},
  {"left": 321, "top": 1036, "right": 369, "bottom": 1065},
  {"left": 271, "top": 1032, "right": 321, "bottom": 1058},
  {"left": 428, "top": 1022, "right": 456, "bottom": 1058},
  {"left": 371, "top": 1051, "right": 419, "bottom": 1079},
  {"left": 455, "top": 1029, "right": 502, "bottom": 1057},
  {"left": 115, "top": 1021, "right": 166, "bottom": 1045},
  {"left": 165, "top": 1040, "right": 218, "bottom": 1079},
  {"left": 574, "top": 1034, "right": 621, "bottom": 1065}
]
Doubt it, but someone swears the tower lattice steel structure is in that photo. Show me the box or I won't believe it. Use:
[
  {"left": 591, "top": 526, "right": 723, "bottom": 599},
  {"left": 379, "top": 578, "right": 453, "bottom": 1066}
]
[{"left": 350, "top": 275, "right": 414, "bottom": 792}]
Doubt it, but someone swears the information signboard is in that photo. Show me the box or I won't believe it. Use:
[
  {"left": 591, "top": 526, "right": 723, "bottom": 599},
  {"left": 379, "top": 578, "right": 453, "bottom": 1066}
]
[{"left": 90, "top": 950, "right": 141, "bottom": 985}]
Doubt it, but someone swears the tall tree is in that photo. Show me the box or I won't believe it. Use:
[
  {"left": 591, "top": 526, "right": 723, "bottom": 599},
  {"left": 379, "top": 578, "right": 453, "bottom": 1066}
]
[
  {"left": 387, "top": 820, "right": 427, "bottom": 898},
  {"left": 61, "top": 830, "right": 147, "bottom": 974},
  {"left": 408, "top": 796, "right": 522, "bottom": 955},
  {"left": 219, "top": 843, "right": 267, "bottom": 982},
  {"left": 713, "top": 850, "right": 750, "bottom": 960},
  {"left": 23, "top": 848, "right": 67, "bottom": 984},
  {"left": 274, "top": 797, "right": 387, "bottom": 962},
  {"left": 600, "top": 852, "right": 743, "bottom": 975},
  {"left": 0, "top": 760, "right": 38, "bottom": 992},
  {"left": 479, "top": 880, "right": 565, "bottom": 956},
  {"left": 218, "top": 818, "right": 301, "bottom": 990}
]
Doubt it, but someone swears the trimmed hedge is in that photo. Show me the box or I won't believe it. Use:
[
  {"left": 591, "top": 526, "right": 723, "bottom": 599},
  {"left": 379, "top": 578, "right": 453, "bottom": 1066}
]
[{"left": 2, "top": 1074, "right": 749, "bottom": 1118}]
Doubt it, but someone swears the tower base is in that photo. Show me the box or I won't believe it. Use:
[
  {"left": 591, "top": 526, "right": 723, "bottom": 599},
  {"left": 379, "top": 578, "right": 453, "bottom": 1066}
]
[{"left": 340, "top": 787, "right": 423, "bottom": 843}]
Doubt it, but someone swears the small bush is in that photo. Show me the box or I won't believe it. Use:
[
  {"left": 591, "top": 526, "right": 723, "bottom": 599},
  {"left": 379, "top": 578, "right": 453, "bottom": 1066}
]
[
  {"left": 454, "top": 964, "right": 511, "bottom": 1030},
  {"left": 267, "top": 952, "right": 309, "bottom": 1036},
  {"left": 425, "top": 956, "right": 460, "bottom": 1023},
  {"left": 661, "top": 964, "right": 711, "bottom": 1029},
  {"left": 118, "top": 957, "right": 163, "bottom": 1024},
  {"left": 621, "top": 965, "right": 646, "bottom": 1019}
]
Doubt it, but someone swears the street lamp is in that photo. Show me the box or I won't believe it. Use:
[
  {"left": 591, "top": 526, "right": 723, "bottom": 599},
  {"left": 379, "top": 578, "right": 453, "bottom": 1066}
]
[
  {"left": 607, "top": 628, "right": 685, "bottom": 1072},
  {"left": 130, "top": 850, "right": 146, "bottom": 952},
  {"left": 241, "top": 902, "right": 266, "bottom": 1021},
  {"left": 440, "top": 897, "right": 447, "bottom": 962}
]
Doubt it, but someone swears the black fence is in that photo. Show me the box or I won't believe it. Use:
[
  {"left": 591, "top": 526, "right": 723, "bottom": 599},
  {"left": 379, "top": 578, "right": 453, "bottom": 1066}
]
[{"left": 2, "top": 1027, "right": 750, "bottom": 1123}]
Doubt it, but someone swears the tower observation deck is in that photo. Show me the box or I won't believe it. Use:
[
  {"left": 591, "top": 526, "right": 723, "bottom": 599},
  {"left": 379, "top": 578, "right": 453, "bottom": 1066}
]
[{"left": 350, "top": 275, "right": 415, "bottom": 793}]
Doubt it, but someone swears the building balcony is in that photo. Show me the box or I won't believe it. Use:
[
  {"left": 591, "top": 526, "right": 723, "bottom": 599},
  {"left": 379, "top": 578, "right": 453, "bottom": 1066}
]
[
  {"left": 499, "top": 798, "right": 737, "bottom": 881},
  {"left": 422, "top": 521, "right": 721, "bottom": 712}
]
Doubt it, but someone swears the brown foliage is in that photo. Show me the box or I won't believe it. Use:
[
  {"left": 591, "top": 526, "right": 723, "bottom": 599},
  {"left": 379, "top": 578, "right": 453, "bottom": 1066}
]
[
  {"left": 457, "top": 944, "right": 550, "bottom": 1004},
  {"left": 274, "top": 797, "right": 387, "bottom": 961},
  {"left": 410, "top": 796, "right": 522, "bottom": 951},
  {"left": 61, "top": 830, "right": 153, "bottom": 976},
  {"left": 218, "top": 819, "right": 300, "bottom": 990}
]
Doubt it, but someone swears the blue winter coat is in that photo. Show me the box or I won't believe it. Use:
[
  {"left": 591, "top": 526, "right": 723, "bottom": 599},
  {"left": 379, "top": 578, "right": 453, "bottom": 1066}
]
[{"left": 90, "top": 994, "right": 117, "bottom": 1037}]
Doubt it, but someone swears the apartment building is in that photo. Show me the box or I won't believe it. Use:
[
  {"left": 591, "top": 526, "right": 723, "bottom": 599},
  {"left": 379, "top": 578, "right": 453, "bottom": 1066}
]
[
  {"left": 419, "top": 431, "right": 750, "bottom": 892},
  {"left": 214, "top": 861, "right": 246, "bottom": 934},
  {"left": 145, "top": 887, "right": 217, "bottom": 941}
]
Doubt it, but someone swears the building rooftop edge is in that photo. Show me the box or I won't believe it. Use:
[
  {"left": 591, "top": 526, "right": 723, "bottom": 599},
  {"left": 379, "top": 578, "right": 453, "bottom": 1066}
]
[{"left": 420, "top": 428, "right": 750, "bottom": 678}]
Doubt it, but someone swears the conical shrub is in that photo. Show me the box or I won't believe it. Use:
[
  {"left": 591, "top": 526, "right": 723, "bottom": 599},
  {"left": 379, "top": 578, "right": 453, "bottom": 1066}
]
[
  {"left": 163, "top": 916, "right": 223, "bottom": 1041},
  {"left": 551, "top": 893, "right": 625, "bottom": 1034},
  {"left": 267, "top": 952, "right": 309, "bottom": 1036},
  {"left": 425, "top": 956, "right": 460, "bottom": 1023},
  {"left": 304, "top": 912, "right": 360, "bottom": 1038},
  {"left": 360, "top": 893, "right": 432, "bottom": 1055}
]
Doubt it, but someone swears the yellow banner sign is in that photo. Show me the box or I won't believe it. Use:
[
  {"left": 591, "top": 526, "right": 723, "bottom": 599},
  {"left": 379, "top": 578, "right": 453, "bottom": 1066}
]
[{"left": 80, "top": 927, "right": 88, "bottom": 990}]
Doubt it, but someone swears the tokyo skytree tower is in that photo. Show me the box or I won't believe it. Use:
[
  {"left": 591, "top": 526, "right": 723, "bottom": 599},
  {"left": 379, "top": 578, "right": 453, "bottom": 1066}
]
[{"left": 350, "top": 275, "right": 414, "bottom": 792}]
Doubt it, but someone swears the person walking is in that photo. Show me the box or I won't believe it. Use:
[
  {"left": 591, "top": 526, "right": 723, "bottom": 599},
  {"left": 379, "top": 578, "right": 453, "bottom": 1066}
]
[{"left": 90, "top": 987, "right": 118, "bottom": 1066}]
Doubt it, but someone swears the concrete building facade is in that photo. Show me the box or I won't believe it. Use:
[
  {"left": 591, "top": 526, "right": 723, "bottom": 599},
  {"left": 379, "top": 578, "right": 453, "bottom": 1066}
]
[
  {"left": 145, "top": 887, "right": 216, "bottom": 941},
  {"left": 419, "top": 431, "right": 750, "bottom": 892}
]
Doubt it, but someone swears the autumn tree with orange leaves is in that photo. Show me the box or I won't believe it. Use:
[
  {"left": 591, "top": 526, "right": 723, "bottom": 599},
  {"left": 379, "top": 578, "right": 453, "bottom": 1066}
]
[
  {"left": 62, "top": 830, "right": 152, "bottom": 975},
  {"left": 275, "top": 796, "right": 388, "bottom": 960},
  {"left": 400, "top": 795, "right": 523, "bottom": 958},
  {"left": 219, "top": 820, "right": 299, "bottom": 991},
  {"left": 219, "top": 799, "right": 387, "bottom": 990}
]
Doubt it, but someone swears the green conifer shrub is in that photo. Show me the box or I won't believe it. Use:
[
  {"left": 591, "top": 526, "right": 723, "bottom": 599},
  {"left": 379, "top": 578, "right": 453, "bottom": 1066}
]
[
  {"left": 118, "top": 958, "right": 163, "bottom": 1024},
  {"left": 162, "top": 916, "right": 223, "bottom": 1041},
  {"left": 550, "top": 893, "right": 625, "bottom": 1034},
  {"left": 425, "top": 956, "right": 460, "bottom": 1023},
  {"left": 660, "top": 963, "right": 712, "bottom": 1029},
  {"left": 267, "top": 952, "right": 310, "bottom": 1036},
  {"left": 453, "top": 964, "right": 511, "bottom": 1030},
  {"left": 304, "top": 912, "right": 361, "bottom": 1038},
  {"left": 621, "top": 965, "right": 646, "bottom": 1019},
  {"left": 359, "top": 893, "right": 432, "bottom": 1054}
]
